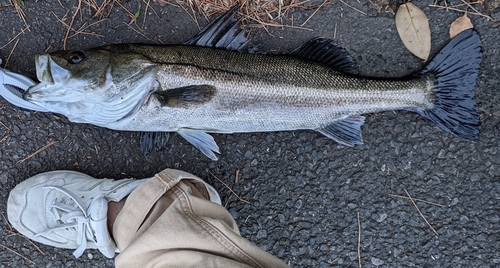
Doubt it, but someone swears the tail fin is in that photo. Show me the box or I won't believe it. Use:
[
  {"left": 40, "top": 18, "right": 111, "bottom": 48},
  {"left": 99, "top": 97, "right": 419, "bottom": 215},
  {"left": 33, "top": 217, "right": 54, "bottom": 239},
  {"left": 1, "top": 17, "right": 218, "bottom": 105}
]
[{"left": 418, "top": 29, "right": 482, "bottom": 140}]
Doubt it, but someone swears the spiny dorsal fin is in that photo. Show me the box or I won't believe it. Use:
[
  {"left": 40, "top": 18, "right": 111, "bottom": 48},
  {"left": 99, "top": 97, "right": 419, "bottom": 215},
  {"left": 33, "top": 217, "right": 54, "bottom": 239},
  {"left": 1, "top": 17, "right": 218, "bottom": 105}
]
[
  {"left": 292, "top": 38, "right": 359, "bottom": 75},
  {"left": 184, "top": 5, "right": 249, "bottom": 52},
  {"left": 155, "top": 85, "right": 217, "bottom": 108}
]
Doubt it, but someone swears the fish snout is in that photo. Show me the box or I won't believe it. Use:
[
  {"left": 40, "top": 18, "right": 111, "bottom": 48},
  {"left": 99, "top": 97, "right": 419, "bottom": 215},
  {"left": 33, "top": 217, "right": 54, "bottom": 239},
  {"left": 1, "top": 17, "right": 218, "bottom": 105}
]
[
  {"left": 22, "top": 83, "right": 49, "bottom": 101},
  {"left": 22, "top": 91, "right": 31, "bottom": 100},
  {"left": 22, "top": 87, "right": 44, "bottom": 101},
  {"left": 22, "top": 90, "right": 36, "bottom": 101}
]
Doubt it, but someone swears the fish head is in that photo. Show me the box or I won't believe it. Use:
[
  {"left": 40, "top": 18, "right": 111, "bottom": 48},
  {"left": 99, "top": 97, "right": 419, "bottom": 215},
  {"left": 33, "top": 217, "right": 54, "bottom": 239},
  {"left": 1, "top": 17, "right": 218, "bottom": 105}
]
[
  {"left": 27, "top": 49, "right": 116, "bottom": 102},
  {"left": 24, "top": 47, "right": 157, "bottom": 125}
]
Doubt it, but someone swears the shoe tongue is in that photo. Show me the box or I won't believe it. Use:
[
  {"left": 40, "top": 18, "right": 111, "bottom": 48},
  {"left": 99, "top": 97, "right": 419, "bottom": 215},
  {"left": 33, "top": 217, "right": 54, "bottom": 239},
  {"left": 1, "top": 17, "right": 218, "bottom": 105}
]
[{"left": 88, "top": 197, "right": 116, "bottom": 258}]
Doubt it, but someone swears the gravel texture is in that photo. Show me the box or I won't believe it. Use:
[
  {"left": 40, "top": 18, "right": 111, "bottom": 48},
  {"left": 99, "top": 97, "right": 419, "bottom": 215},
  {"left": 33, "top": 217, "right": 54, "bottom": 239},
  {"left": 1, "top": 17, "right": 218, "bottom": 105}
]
[{"left": 1, "top": 0, "right": 499, "bottom": 267}]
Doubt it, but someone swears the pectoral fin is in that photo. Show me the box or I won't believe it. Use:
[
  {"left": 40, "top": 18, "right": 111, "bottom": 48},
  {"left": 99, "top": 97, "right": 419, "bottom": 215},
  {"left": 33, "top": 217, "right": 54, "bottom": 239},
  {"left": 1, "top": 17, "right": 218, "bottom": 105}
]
[
  {"left": 177, "top": 129, "right": 220, "bottom": 160},
  {"left": 317, "top": 115, "right": 365, "bottom": 146},
  {"left": 155, "top": 85, "right": 216, "bottom": 108}
]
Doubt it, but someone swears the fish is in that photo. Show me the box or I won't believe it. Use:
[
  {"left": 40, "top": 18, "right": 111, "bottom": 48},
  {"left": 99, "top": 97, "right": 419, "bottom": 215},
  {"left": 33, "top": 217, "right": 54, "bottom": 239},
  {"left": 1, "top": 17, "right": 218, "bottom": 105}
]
[{"left": 22, "top": 7, "right": 482, "bottom": 160}]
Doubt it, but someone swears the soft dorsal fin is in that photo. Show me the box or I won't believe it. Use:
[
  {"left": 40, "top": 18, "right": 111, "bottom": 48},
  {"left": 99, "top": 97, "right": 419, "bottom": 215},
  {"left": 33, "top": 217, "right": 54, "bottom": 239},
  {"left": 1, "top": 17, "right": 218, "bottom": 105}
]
[
  {"left": 155, "top": 85, "right": 217, "bottom": 108},
  {"left": 184, "top": 5, "right": 249, "bottom": 51},
  {"left": 292, "top": 38, "right": 359, "bottom": 75}
]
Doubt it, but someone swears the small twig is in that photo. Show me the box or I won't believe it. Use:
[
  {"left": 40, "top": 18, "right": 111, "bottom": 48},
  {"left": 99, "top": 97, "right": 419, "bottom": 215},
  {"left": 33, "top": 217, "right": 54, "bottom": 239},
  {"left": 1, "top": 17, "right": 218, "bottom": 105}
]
[
  {"left": 278, "top": 0, "right": 283, "bottom": 19},
  {"left": 209, "top": 172, "right": 250, "bottom": 204},
  {"left": 357, "top": 211, "right": 361, "bottom": 268},
  {"left": 144, "top": 0, "right": 160, "bottom": 18},
  {"left": 1, "top": 211, "right": 13, "bottom": 231},
  {"left": 367, "top": 0, "right": 376, "bottom": 9},
  {"left": 123, "top": 23, "right": 159, "bottom": 44},
  {"left": 0, "top": 121, "right": 10, "bottom": 131},
  {"left": 9, "top": 0, "right": 29, "bottom": 28},
  {"left": 63, "top": 0, "right": 83, "bottom": 50},
  {"left": 68, "top": 20, "right": 106, "bottom": 39},
  {"left": 404, "top": 189, "right": 439, "bottom": 236},
  {"left": 248, "top": 20, "right": 313, "bottom": 31},
  {"left": 429, "top": 4, "right": 494, "bottom": 20},
  {"left": 235, "top": 169, "right": 240, "bottom": 183},
  {"left": 0, "top": 243, "right": 36, "bottom": 265},
  {"left": 178, "top": 1, "right": 200, "bottom": 30},
  {"left": 18, "top": 141, "right": 57, "bottom": 163},
  {"left": 389, "top": 194, "right": 445, "bottom": 207},
  {"left": 339, "top": 0, "right": 367, "bottom": 16},
  {"left": 5, "top": 38, "right": 20, "bottom": 68},
  {"left": 460, "top": 0, "right": 484, "bottom": 15},
  {"left": 0, "top": 26, "right": 30, "bottom": 50},
  {"left": 330, "top": 256, "right": 340, "bottom": 264},
  {"left": 1, "top": 211, "right": 44, "bottom": 254},
  {"left": 5, "top": 231, "right": 45, "bottom": 254},
  {"left": 52, "top": 11, "right": 105, "bottom": 40},
  {"left": 142, "top": 0, "right": 160, "bottom": 28},
  {"left": 300, "top": 0, "right": 330, "bottom": 27}
]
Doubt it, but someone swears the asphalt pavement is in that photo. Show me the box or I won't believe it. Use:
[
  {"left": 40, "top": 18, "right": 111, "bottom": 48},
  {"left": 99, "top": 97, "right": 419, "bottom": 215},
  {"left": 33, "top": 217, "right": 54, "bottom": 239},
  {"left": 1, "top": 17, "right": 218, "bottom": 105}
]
[{"left": 0, "top": 0, "right": 499, "bottom": 267}]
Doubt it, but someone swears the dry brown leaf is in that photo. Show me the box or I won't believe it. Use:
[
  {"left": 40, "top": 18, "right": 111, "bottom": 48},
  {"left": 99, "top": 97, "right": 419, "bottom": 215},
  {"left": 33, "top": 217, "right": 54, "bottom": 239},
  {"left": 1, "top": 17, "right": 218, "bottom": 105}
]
[
  {"left": 395, "top": 2, "right": 431, "bottom": 61},
  {"left": 449, "top": 14, "right": 473, "bottom": 39}
]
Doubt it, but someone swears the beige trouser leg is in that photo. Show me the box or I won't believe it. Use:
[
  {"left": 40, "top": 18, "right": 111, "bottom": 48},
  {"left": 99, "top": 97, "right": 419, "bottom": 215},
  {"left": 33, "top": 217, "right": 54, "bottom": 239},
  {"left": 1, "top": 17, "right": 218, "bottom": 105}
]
[{"left": 113, "top": 169, "right": 289, "bottom": 268}]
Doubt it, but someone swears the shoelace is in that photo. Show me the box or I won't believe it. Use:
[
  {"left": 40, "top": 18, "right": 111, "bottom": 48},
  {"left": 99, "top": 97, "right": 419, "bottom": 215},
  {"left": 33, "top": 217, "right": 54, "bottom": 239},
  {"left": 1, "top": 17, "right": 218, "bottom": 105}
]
[{"left": 34, "top": 185, "right": 101, "bottom": 258}]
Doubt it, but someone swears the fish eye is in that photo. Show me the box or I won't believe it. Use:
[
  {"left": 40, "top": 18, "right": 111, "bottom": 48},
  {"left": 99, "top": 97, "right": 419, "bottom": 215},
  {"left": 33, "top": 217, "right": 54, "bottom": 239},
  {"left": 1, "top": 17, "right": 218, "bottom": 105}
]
[{"left": 67, "top": 51, "right": 86, "bottom": 64}]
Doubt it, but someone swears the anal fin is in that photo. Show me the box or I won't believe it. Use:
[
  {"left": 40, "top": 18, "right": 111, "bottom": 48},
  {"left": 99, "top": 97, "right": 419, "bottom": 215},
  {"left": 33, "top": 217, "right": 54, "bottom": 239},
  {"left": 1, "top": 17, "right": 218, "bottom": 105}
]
[
  {"left": 177, "top": 129, "right": 220, "bottom": 160},
  {"left": 317, "top": 115, "right": 365, "bottom": 146}
]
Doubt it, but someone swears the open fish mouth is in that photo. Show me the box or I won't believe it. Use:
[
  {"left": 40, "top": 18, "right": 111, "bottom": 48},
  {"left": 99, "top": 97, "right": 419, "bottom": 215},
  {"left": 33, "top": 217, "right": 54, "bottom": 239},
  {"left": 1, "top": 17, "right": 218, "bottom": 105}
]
[
  {"left": 35, "top": 54, "right": 52, "bottom": 84},
  {"left": 24, "top": 55, "right": 76, "bottom": 102},
  {"left": 35, "top": 54, "right": 71, "bottom": 85}
]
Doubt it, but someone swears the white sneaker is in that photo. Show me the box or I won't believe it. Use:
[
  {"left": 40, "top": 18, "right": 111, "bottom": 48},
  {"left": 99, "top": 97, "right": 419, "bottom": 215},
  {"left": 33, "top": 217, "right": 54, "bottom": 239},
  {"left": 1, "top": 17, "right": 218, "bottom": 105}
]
[{"left": 7, "top": 170, "right": 146, "bottom": 258}]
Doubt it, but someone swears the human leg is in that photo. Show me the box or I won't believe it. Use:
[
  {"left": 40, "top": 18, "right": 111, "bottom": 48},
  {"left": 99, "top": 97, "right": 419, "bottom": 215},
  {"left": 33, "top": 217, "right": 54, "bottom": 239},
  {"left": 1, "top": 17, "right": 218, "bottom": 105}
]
[
  {"left": 113, "top": 168, "right": 288, "bottom": 268},
  {"left": 7, "top": 169, "right": 289, "bottom": 267}
]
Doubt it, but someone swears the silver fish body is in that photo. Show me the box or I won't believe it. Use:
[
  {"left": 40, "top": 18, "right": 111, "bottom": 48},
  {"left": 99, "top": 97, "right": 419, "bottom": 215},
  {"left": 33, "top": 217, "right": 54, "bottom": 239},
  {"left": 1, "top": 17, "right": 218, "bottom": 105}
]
[
  {"left": 23, "top": 14, "right": 482, "bottom": 160},
  {"left": 109, "top": 45, "right": 433, "bottom": 133}
]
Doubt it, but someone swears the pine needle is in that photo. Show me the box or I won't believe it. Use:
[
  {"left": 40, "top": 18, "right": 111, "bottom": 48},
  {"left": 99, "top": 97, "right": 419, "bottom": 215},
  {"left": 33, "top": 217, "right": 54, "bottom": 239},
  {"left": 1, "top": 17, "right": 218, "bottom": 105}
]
[
  {"left": 0, "top": 243, "right": 36, "bottom": 265},
  {"left": 357, "top": 211, "right": 361, "bottom": 267},
  {"left": 0, "top": 26, "right": 30, "bottom": 50},
  {"left": 389, "top": 194, "right": 445, "bottom": 207},
  {"left": 5, "top": 38, "right": 20, "bottom": 68},
  {"left": 63, "top": 0, "right": 83, "bottom": 50},
  {"left": 339, "top": 0, "right": 367, "bottom": 16},
  {"left": 209, "top": 172, "right": 250, "bottom": 204},
  {"left": 18, "top": 141, "right": 57, "bottom": 163},
  {"left": 404, "top": 189, "right": 439, "bottom": 236}
]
